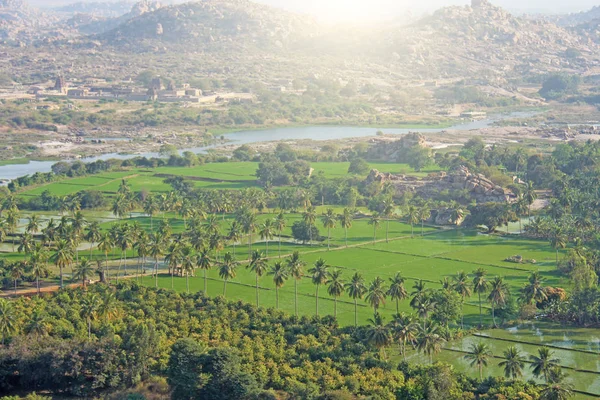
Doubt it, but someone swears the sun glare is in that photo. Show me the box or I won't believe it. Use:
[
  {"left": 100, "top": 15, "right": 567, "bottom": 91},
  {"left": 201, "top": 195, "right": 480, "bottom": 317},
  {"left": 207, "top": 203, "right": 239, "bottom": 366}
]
[{"left": 311, "top": 0, "right": 394, "bottom": 24}]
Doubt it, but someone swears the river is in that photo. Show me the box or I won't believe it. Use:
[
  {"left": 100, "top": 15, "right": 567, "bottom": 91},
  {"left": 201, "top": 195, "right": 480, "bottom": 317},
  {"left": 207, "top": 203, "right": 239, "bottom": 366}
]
[{"left": 0, "top": 111, "right": 534, "bottom": 181}]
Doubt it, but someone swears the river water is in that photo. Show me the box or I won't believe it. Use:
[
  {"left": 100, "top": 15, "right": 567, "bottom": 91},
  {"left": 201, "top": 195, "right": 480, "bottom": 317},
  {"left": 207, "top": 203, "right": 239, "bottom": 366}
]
[{"left": 0, "top": 112, "right": 533, "bottom": 181}]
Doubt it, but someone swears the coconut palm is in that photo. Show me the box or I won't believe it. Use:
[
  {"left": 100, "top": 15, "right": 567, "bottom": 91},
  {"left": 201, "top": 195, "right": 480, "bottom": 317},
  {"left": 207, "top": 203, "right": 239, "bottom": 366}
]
[
  {"left": 269, "top": 261, "right": 288, "bottom": 309},
  {"left": 25, "top": 311, "right": 50, "bottom": 337},
  {"left": 449, "top": 201, "right": 465, "bottom": 226},
  {"left": 309, "top": 258, "right": 330, "bottom": 316},
  {"left": 219, "top": 252, "right": 238, "bottom": 296},
  {"left": 365, "top": 276, "right": 387, "bottom": 314},
  {"left": 287, "top": 251, "right": 305, "bottom": 317},
  {"left": 540, "top": 382, "right": 574, "bottom": 400},
  {"left": 180, "top": 246, "right": 195, "bottom": 293},
  {"left": 499, "top": 346, "right": 526, "bottom": 380},
  {"left": 338, "top": 208, "right": 353, "bottom": 247},
  {"left": 227, "top": 221, "right": 242, "bottom": 257},
  {"left": 195, "top": 248, "right": 213, "bottom": 294},
  {"left": 97, "top": 232, "right": 113, "bottom": 281},
  {"left": 418, "top": 204, "right": 431, "bottom": 236},
  {"left": 382, "top": 198, "right": 395, "bottom": 243},
  {"left": 259, "top": 219, "right": 275, "bottom": 257},
  {"left": 453, "top": 271, "right": 472, "bottom": 329},
  {"left": 346, "top": 272, "right": 367, "bottom": 326},
  {"left": 9, "top": 262, "right": 24, "bottom": 294},
  {"left": 368, "top": 213, "right": 381, "bottom": 244},
  {"left": 321, "top": 208, "right": 337, "bottom": 250},
  {"left": 149, "top": 233, "right": 164, "bottom": 288},
  {"left": 488, "top": 276, "right": 509, "bottom": 328},
  {"left": 143, "top": 195, "right": 158, "bottom": 230},
  {"left": 73, "top": 258, "right": 95, "bottom": 288},
  {"left": 389, "top": 312, "right": 418, "bottom": 360},
  {"left": 406, "top": 205, "right": 419, "bottom": 237},
  {"left": 0, "top": 299, "right": 17, "bottom": 344},
  {"left": 472, "top": 268, "right": 489, "bottom": 328},
  {"left": 416, "top": 322, "right": 446, "bottom": 364},
  {"left": 327, "top": 269, "right": 345, "bottom": 318},
  {"left": 366, "top": 313, "right": 391, "bottom": 359},
  {"left": 274, "top": 212, "right": 286, "bottom": 258},
  {"left": 165, "top": 241, "right": 183, "bottom": 289},
  {"left": 524, "top": 181, "right": 537, "bottom": 217},
  {"left": 71, "top": 211, "right": 87, "bottom": 261},
  {"left": 5, "top": 206, "right": 19, "bottom": 253},
  {"left": 17, "top": 233, "right": 34, "bottom": 256},
  {"left": 302, "top": 206, "right": 317, "bottom": 246},
  {"left": 135, "top": 232, "right": 149, "bottom": 281},
  {"left": 387, "top": 273, "right": 408, "bottom": 314},
  {"left": 464, "top": 342, "right": 493, "bottom": 380},
  {"left": 409, "top": 279, "right": 427, "bottom": 310},
  {"left": 52, "top": 239, "right": 74, "bottom": 289},
  {"left": 521, "top": 271, "right": 547, "bottom": 305},
  {"left": 80, "top": 293, "right": 100, "bottom": 339},
  {"left": 84, "top": 222, "right": 101, "bottom": 258},
  {"left": 549, "top": 228, "right": 567, "bottom": 268},
  {"left": 98, "top": 289, "right": 119, "bottom": 323},
  {"left": 26, "top": 215, "right": 40, "bottom": 235},
  {"left": 248, "top": 250, "right": 268, "bottom": 307},
  {"left": 530, "top": 347, "right": 560, "bottom": 383},
  {"left": 29, "top": 248, "right": 49, "bottom": 295},
  {"left": 238, "top": 208, "right": 257, "bottom": 255}
]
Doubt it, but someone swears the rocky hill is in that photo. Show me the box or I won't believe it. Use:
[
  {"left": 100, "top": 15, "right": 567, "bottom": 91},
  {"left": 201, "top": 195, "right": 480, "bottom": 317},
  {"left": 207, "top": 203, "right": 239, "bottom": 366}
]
[
  {"left": 0, "top": 0, "right": 61, "bottom": 42},
  {"left": 95, "top": 0, "right": 320, "bottom": 52},
  {"left": 53, "top": 1, "right": 136, "bottom": 19},
  {"left": 553, "top": 6, "right": 600, "bottom": 27},
  {"left": 374, "top": 0, "right": 596, "bottom": 79},
  {"left": 71, "top": 0, "right": 164, "bottom": 35}
]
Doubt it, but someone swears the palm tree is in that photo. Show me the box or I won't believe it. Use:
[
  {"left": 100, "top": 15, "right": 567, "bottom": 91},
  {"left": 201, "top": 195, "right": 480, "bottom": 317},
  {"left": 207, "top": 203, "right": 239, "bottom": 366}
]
[
  {"left": 97, "top": 232, "right": 113, "bottom": 282},
  {"left": 321, "top": 208, "right": 337, "bottom": 250},
  {"left": 514, "top": 195, "right": 529, "bottom": 234},
  {"left": 274, "top": 212, "right": 286, "bottom": 258},
  {"left": 409, "top": 279, "right": 427, "bottom": 310},
  {"left": 195, "top": 248, "right": 213, "bottom": 294},
  {"left": 309, "top": 258, "right": 330, "bottom": 316},
  {"left": 238, "top": 209, "right": 257, "bottom": 255},
  {"left": 382, "top": 199, "right": 395, "bottom": 243},
  {"left": 258, "top": 219, "right": 275, "bottom": 257},
  {"left": 387, "top": 273, "right": 408, "bottom": 314},
  {"left": 488, "top": 276, "right": 509, "bottom": 328},
  {"left": 287, "top": 251, "right": 305, "bottom": 317},
  {"left": 549, "top": 228, "right": 567, "bottom": 268},
  {"left": 415, "top": 296, "right": 437, "bottom": 329},
  {"left": 368, "top": 213, "right": 381, "bottom": 244},
  {"left": 165, "top": 242, "right": 183, "bottom": 289},
  {"left": 389, "top": 312, "right": 418, "bottom": 360},
  {"left": 80, "top": 293, "right": 100, "bottom": 339},
  {"left": 453, "top": 271, "right": 472, "bottom": 329},
  {"left": 346, "top": 272, "right": 367, "bottom": 326},
  {"left": 71, "top": 211, "right": 87, "bottom": 262},
  {"left": 219, "top": 252, "right": 238, "bottom": 296},
  {"left": 9, "top": 262, "right": 24, "bottom": 294},
  {"left": 302, "top": 206, "right": 317, "bottom": 246},
  {"left": 416, "top": 322, "right": 446, "bottom": 364},
  {"left": 143, "top": 195, "right": 158, "bottom": 230},
  {"left": 464, "top": 342, "right": 493, "bottom": 380},
  {"left": 73, "top": 258, "right": 95, "bottom": 288},
  {"left": 248, "top": 250, "right": 268, "bottom": 307},
  {"left": 52, "top": 239, "right": 74, "bottom": 289},
  {"left": 499, "top": 346, "right": 525, "bottom": 380},
  {"left": 418, "top": 204, "right": 431, "bottom": 236},
  {"left": 449, "top": 201, "right": 465, "bottom": 226},
  {"left": 530, "top": 347, "right": 560, "bottom": 383},
  {"left": 407, "top": 205, "right": 419, "bottom": 237},
  {"left": 327, "top": 269, "right": 345, "bottom": 318},
  {"left": 17, "top": 233, "right": 34, "bottom": 256},
  {"left": 0, "top": 299, "right": 17, "bottom": 344},
  {"left": 135, "top": 232, "right": 149, "bottom": 280},
  {"left": 180, "top": 246, "right": 195, "bottom": 293},
  {"left": 521, "top": 271, "right": 547, "bottom": 305},
  {"left": 84, "top": 222, "right": 101, "bottom": 258},
  {"left": 366, "top": 313, "right": 391, "bottom": 359},
  {"left": 472, "top": 268, "right": 489, "bottom": 328},
  {"left": 149, "top": 233, "right": 164, "bottom": 288},
  {"left": 338, "top": 208, "right": 353, "bottom": 247},
  {"left": 524, "top": 181, "right": 537, "bottom": 217},
  {"left": 97, "top": 289, "right": 119, "bottom": 323},
  {"left": 26, "top": 215, "right": 40, "bottom": 235},
  {"left": 30, "top": 248, "right": 49, "bottom": 295},
  {"left": 540, "top": 382, "right": 574, "bottom": 400},
  {"left": 25, "top": 311, "right": 50, "bottom": 337},
  {"left": 5, "top": 206, "right": 19, "bottom": 253},
  {"left": 269, "top": 261, "right": 288, "bottom": 309},
  {"left": 365, "top": 276, "right": 386, "bottom": 314}
]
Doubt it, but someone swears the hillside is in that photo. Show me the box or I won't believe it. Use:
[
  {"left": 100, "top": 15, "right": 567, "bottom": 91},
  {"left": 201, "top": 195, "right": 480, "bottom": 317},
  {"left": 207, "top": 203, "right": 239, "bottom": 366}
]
[
  {"left": 0, "top": 0, "right": 60, "bottom": 42},
  {"left": 96, "top": 0, "right": 321, "bottom": 52}
]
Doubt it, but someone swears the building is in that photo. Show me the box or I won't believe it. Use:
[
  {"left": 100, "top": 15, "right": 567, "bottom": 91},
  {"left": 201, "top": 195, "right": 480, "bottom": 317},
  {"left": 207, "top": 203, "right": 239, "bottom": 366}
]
[
  {"left": 54, "top": 76, "right": 67, "bottom": 94},
  {"left": 67, "top": 88, "right": 89, "bottom": 97}
]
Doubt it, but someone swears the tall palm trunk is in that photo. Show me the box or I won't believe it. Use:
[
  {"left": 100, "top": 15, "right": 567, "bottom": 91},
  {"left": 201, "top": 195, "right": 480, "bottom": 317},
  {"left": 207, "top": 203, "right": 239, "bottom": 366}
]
[
  {"left": 186, "top": 273, "right": 190, "bottom": 293},
  {"left": 345, "top": 228, "right": 348, "bottom": 247},
  {"left": 354, "top": 299, "right": 358, "bottom": 327},
  {"left": 14, "top": 279, "right": 17, "bottom": 295},
  {"left": 278, "top": 229, "right": 282, "bottom": 258},
  {"left": 421, "top": 220, "right": 424, "bottom": 236},
  {"left": 327, "top": 227, "right": 331, "bottom": 250},
  {"left": 255, "top": 275, "right": 259, "bottom": 307},
  {"left": 478, "top": 292, "right": 482, "bottom": 328},
  {"left": 334, "top": 297, "right": 337, "bottom": 317},
  {"left": 59, "top": 265, "right": 64, "bottom": 288},
  {"left": 223, "top": 280, "right": 227, "bottom": 296},
  {"left": 491, "top": 303, "right": 497, "bottom": 328},
  {"left": 315, "top": 285, "right": 319, "bottom": 316},
  {"left": 36, "top": 276, "right": 40, "bottom": 295},
  {"left": 294, "top": 280, "right": 298, "bottom": 317},
  {"left": 204, "top": 270, "right": 208, "bottom": 293},
  {"left": 154, "top": 257, "right": 159, "bottom": 288}
]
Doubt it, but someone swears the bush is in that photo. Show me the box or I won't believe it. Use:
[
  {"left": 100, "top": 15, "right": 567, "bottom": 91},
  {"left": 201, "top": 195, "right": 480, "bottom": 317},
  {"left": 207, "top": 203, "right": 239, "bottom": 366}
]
[
  {"left": 348, "top": 158, "right": 369, "bottom": 175},
  {"left": 291, "top": 221, "right": 320, "bottom": 243}
]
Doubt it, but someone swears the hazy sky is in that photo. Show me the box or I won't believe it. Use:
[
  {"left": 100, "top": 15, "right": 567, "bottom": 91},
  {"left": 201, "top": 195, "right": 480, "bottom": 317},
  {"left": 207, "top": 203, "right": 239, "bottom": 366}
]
[{"left": 30, "top": 0, "right": 600, "bottom": 22}]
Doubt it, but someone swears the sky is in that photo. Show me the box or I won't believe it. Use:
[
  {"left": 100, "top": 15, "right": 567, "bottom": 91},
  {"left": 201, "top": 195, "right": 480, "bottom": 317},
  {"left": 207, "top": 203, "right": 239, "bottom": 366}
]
[{"left": 29, "top": 0, "right": 600, "bottom": 22}]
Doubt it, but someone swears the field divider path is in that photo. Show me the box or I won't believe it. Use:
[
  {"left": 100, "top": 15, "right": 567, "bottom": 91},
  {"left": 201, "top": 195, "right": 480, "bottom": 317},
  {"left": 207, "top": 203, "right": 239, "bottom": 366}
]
[{"left": 473, "top": 332, "right": 600, "bottom": 356}]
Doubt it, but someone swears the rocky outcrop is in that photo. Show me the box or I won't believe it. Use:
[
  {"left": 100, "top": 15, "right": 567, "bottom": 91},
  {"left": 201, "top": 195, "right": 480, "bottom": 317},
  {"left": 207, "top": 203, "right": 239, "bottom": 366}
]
[{"left": 368, "top": 133, "right": 428, "bottom": 162}]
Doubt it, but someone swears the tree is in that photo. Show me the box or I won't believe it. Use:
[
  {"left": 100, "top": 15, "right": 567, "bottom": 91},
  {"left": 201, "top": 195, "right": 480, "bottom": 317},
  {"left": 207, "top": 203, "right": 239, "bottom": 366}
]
[
  {"left": 382, "top": 199, "right": 395, "bottom": 243},
  {"left": 449, "top": 201, "right": 465, "bottom": 226},
  {"left": 524, "top": 181, "right": 537, "bottom": 217},
  {"left": 348, "top": 158, "right": 370, "bottom": 175},
  {"left": 149, "top": 233, "right": 165, "bottom": 288},
  {"left": 26, "top": 215, "right": 40, "bottom": 235},
  {"left": 258, "top": 219, "right": 275, "bottom": 257},
  {"left": 387, "top": 273, "right": 408, "bottom": 314},
  {"left": 85, "top": 222, "right": 101, "bottom": 258},
  {"left": 346, "top": 272, "right": 367, "bottom": 326},
  {"left": 269, "top": 261, "right": 288, "bottom": 309},
  {"left": 80, "top": 292, "right": 100, "bottom": 339},
  {"left": 418, "top": 204, "right": 431, "bottom": 236},
  {"left": 180, "top": 246, "right": 195, "bottom": 293},
  {"left": 407, "top": 205, "right": 419, "bottom": 237},
  {"left": 366, "top": 313, "right": 391, "bottom": 359},
  {"left": 464, "top": 342, "right": 492, "bottom": 380},
  {"left": 472, "top": 268, "right": 489, "bottom": 328},
  {"left": 219, "top": 252, "right": 238, "bottom": 296},
  {"left": 52, "top": 239, "right": 74, "bottom": 289},
  {"left": 366, "top": 276, "right": 386, "bottom": 314},
  {"left": 5, "top": 206, "right": 19, "bottom": 253},
  {"left": 549, "top": 228, "right": 567, "bottom": 269},
  {"left": 499, "top": 346, "right": 525, "bottom": 380},
  {"left": 416, "top": 322, "right": 445, "bottom": 364},
  {"left": 327, "top": 269, "right": 345, "bottom": 318},
  {"left": 196, "top": 248, "right": 213, "bottom": 294},
  {"left": 338, "top": 208, "right": 353, "bottom": 247},
  {"left": 530, "top": 347, "right": 560, "bottom": 383},
  {"left": 540, "top": 382, "right": 574, "bottom": 400},
  {"left": 368, "top": 213, "right": 381, "bottom": 244},
  {"left": 303, "top": 206, "right": 317, "bottom": 246},
  {"left": 488, "top": 276, "right": 509, "bottom": 328},
  {"left": 165, "top": 241, "right": 182, "bottom": 289},
  {"left": 247, "top": 250, "right": 268, "bottom": 307},
  {"left": 287, "top": 251, "right": 306, "bottom": 317},
  {"left": 97, "top": 232, "right": 113, "bottom": 283},
  {"left": 143, "top": 195, "right": 158, "bottom": 230},
  {"left": 9, "top": 262, "right": 24, "bottom": 295},
  {"left": 309, "top": 258, "right": 329, "bottom": 316},
  {"left": 0, "top": 299, "right": 16, "bottom": 344},
  {"left": 321, "top": 208, "right": 337, "bottom": 250},
  {"left": 30, "top": 249, "right": 49, "bottom": 295},
  {"left": 274, "top": 212, "right": 286, "bottom": 258},
  {"left": 389, "top": 312, "right": 418, "bottom": 360},
  {"left": 167, "top": 338, "right": 206, "bottom": 400},
  {"left": 73, "top": 258, "right": 95, "bottom": 288},
  {"left": 521, "top": 271, "right": 547, "bottom": 305}
]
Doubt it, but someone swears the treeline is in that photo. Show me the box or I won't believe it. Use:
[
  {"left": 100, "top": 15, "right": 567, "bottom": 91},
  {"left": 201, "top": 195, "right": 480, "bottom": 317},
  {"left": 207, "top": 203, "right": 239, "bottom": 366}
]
[{"left": 0, "top": 283, "right": 544, "bottom": 399}]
